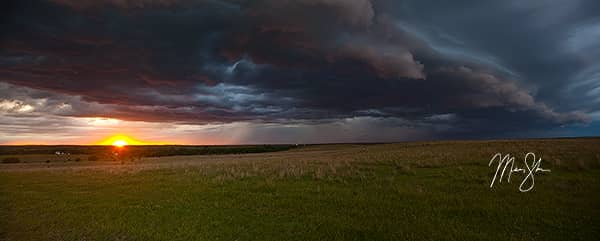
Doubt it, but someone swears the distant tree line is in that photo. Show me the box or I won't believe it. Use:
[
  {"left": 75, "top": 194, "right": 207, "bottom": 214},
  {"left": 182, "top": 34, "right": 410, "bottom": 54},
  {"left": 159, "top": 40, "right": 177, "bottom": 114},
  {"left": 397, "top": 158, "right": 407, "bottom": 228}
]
[{"left": 0, "top": 145, "right": 295, "bottom": 157}]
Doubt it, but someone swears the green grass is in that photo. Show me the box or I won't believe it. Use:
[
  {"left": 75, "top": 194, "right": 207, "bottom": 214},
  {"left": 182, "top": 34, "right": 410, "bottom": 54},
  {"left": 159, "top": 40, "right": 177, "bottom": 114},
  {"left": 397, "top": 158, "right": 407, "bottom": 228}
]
[{"left": 1, "top": 138, "right": 599, "bottom": 240}]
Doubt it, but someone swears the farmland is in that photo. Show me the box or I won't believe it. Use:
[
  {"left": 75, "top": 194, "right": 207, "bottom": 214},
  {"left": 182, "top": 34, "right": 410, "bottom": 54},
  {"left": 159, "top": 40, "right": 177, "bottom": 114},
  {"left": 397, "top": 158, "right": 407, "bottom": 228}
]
[{"left": 1, "top": 138, "right": 599, "bottom": 240}]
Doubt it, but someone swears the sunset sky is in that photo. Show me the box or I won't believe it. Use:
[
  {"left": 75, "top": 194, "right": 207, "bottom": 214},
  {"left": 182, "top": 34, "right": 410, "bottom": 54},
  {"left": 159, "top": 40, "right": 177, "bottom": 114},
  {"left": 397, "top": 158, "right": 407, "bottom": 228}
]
[{"left": 1, "top": 0, "right": 599, "bottom": 144}]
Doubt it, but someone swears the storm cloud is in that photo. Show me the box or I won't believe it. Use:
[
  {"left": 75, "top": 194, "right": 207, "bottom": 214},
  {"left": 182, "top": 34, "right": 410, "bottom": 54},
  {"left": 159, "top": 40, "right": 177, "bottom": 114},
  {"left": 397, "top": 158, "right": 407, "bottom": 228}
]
[{"left": 1, "top": 0, "right": 598, "bottom": 143}]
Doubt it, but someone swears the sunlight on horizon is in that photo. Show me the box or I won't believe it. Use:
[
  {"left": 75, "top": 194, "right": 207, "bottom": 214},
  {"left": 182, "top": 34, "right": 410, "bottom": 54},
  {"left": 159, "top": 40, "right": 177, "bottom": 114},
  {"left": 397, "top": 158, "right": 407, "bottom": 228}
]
[
  {"left": 111, "top": 139, "right": 128, "bottom": 148},
  {"left": 97, "top": 135, "right": 159, "bottom": 146}
]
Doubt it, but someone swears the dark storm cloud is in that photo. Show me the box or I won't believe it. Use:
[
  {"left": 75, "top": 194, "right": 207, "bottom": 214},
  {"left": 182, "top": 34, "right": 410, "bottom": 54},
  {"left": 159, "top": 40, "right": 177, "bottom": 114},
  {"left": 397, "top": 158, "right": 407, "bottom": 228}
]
[
  {"left": 1, "top": 0, "right": 598, "bottom": 141},
  {"left": 380, "top": 0, "right": 600, "bottom": 111}
]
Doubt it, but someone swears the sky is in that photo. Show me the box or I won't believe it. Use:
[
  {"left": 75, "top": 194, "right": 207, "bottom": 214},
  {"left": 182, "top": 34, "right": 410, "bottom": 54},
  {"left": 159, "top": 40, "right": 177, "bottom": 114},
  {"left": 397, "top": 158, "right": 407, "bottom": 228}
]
[{"left": 1, "top": 0, "right": 599, "bottom": 145}]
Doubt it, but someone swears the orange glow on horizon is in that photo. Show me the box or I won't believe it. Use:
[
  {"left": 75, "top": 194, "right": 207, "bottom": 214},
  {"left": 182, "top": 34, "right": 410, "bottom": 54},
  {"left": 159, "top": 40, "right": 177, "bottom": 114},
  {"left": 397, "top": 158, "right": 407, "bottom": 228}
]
[
  {"left": 97, "top": 135, "right": 165, "bottom": 146},
  {"left": 112, "top": 139, "right": 128, "bottom": 148}
]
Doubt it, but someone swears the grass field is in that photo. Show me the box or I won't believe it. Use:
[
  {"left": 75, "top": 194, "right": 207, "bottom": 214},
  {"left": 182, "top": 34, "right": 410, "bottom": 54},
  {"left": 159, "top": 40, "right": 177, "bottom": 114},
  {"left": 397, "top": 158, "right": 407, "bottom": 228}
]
[{"left": 1, "top": 138, "right": 599, "bottom": 240}]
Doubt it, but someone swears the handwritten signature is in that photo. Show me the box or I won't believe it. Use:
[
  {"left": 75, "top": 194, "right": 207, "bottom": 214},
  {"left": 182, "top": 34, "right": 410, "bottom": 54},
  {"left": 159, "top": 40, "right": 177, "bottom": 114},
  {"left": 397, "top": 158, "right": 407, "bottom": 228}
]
[{"left": 488, "top": 152, "right": 551, "bottom": 192}]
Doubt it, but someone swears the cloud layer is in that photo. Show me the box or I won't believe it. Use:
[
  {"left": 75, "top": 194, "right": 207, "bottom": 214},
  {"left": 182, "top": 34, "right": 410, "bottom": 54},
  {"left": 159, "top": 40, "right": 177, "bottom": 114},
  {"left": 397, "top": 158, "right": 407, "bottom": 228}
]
[{"left": 1, "top": 0, "right": 598, "bottom": 143}]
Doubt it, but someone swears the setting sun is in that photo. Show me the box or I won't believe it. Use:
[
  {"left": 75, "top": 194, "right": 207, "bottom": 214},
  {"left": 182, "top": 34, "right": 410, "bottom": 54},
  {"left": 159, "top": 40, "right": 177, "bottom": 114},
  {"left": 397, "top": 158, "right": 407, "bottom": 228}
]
[
  {"left": 98, "top": 135, "right": 149, "bottom": 146},
  {"left": 112, "top": 139, "right": 128, "bottom": 148}
]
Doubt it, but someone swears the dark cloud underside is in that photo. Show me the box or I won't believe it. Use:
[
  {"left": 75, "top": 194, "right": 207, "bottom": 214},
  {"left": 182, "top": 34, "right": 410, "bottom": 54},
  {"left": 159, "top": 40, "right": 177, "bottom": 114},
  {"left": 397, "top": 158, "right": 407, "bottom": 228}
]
[{"left": 1, "top": 0, "right": 598, "bottom": 143}]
